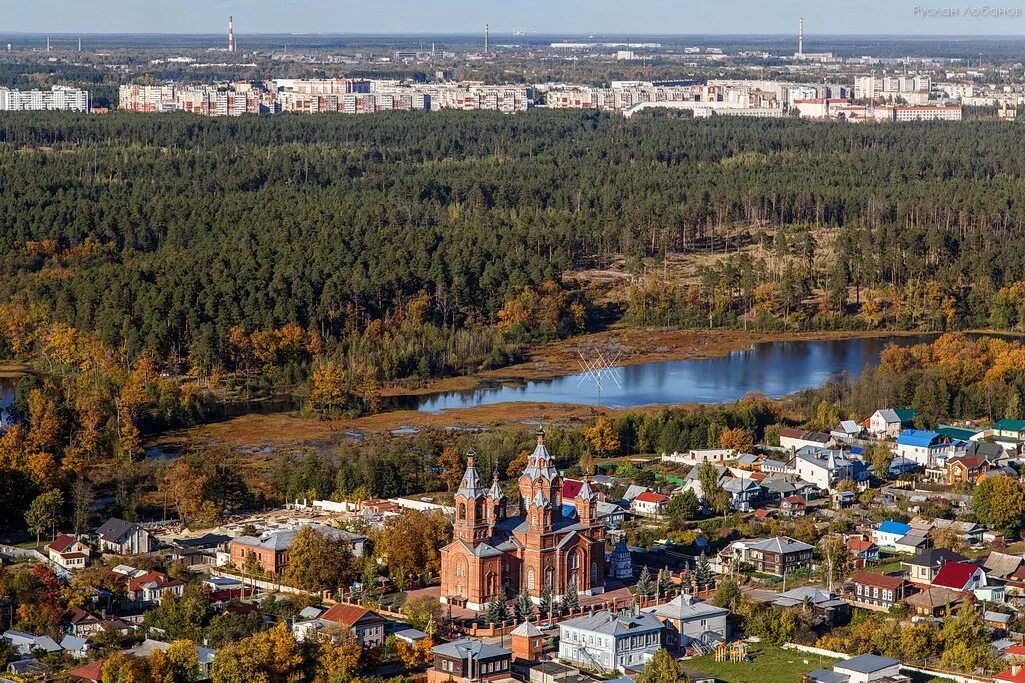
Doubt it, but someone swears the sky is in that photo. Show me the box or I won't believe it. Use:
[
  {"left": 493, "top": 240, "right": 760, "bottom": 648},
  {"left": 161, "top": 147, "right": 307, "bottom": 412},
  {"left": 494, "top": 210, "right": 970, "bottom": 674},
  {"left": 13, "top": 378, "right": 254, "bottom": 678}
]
[{"left": 4, "top": 0, "right": 1025, "bottom": 36}]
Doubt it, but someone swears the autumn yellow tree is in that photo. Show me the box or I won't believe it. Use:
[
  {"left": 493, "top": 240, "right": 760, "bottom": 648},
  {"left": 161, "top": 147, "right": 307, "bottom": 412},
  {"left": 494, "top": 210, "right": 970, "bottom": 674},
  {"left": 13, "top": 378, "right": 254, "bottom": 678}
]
[{"left": 584, "top": 417, "right": 620, "bottom": 458}]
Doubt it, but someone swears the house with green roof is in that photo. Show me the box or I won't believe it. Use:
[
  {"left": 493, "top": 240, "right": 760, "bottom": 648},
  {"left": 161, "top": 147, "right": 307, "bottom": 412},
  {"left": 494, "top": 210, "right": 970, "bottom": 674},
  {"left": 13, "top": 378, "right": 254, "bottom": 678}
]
[
  {"left": 937, "top": 425, "right": 980, "bottom": 442},
  {"left": 993, "top": 418, "right": 1025, "bottom": 440}
]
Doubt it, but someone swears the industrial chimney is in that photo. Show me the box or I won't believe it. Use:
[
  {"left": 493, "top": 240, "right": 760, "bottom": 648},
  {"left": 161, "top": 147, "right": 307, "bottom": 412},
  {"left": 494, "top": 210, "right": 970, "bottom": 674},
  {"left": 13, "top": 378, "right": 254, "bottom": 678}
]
[
  {"left": 228, "top": 16, "right": 236, "bottom": 53},
  {"left": 799, "top": 17, "right": 804, "bottom": 56},
  {"left": 484, "top": 24, "right": 489, "bottom": 54}
]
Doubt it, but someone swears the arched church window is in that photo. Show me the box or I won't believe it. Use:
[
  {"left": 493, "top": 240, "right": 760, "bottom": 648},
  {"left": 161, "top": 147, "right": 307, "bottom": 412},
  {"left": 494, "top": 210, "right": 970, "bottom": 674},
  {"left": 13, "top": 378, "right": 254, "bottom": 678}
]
[
  {"left": 528, "top": 569, "right": 535, "bottom": 589},
  {"left": 569, "top": 552, "right": 580, "bottom": 570},
  {"left": 591, "top": 561, "right": 599, "bottom": 582},
  {"left": 458, "top": 503, "right": 466, "bottom": 520}
]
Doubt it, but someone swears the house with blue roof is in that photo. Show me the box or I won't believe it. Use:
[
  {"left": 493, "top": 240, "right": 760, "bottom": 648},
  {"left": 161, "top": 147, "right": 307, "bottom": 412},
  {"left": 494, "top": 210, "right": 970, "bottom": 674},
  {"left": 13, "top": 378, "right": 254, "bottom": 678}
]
[
  {"left": 895, "top": 429, "right": 950, "bottom": 467},
  {"left": 871, "top": 520, "right": 911, "bottom": 549}
]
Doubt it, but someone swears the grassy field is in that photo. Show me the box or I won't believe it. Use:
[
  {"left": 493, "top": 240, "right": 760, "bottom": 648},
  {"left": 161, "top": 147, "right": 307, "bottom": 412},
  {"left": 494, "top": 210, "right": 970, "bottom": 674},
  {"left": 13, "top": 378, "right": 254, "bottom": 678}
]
[{"left": 683, "top": 644, "right": 839, "bottom": 683}]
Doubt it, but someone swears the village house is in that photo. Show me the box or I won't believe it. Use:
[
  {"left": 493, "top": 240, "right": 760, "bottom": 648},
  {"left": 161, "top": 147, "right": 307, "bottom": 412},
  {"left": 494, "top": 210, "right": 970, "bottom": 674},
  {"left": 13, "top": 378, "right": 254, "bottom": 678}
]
[
  {"left": 846, "top": 538, "right": 879, "bottom": 568},
  {"left": 869, "top": 409, "right": 916, "bottom": 438},
  {"left": 65, "top": 608, "right": 103, "bottom": 638},
  {"left": 870, "top": 520, "right": 911, "bottom": 550},
  {"left": 647, "top": 595, "right": 729, "bottom": 651},
  {"left": 722, "top": 536, "right": 814, "bottom": 576},
  {"left": 918, "top": 518, "right": 985, "bottom": 547},
  {"left": 793, "top": 447, "right": 859, "bottom": 491},
  {"left": 906, "top": 585, "right": 966, "bottom": 617},
  {"left": 779, "top": 428, "right": 833, "bottom": 450},
  {"left": 631, "top": 491, "right": 669, "bottom": 518},
  {"left": 771, "top": 587, "right": 850, "bottom": 626},
  {"left": 558, "top": 610, "right": 663, "bottom": 673},
  {"left": 849, "top": 572, "right": 914, "bottom": 611},
  {"left": 931, "top": 561, "right": 987, "bottom": 592},
  {"left": 721, "top": 477, "right": 762, "bottom": 512},
  {"left": 780, "top": 495, "right": 807, "bottom": 517},
  {"left": 809, "top": 653, "right": 902, "bottom": 683},
  {"left": 118, "top": 569, "right": 186, "bottom": 605},
  {"left": 902, "top": 548, "right": 967, "bottom": 584},
  {"left": 429, "top": 639, "right": 512, "bottom": 683},
  {"left": 47, "top": 533, "right": 91, "bottom": 570},
  {"left": 293, "top": 605, "right": 386, "bottom": 648},
  {"left": 895, "top": 429, "right": 949, "bottom": 467},
  {"left": 945, "top": 455, "right": 990, "bottom": 485},
  {"left": 830, "top": 420, "right": 863, "bottom": 443},
  {"left": 95, "top": 518, "right": 154, "bottom": 556}
]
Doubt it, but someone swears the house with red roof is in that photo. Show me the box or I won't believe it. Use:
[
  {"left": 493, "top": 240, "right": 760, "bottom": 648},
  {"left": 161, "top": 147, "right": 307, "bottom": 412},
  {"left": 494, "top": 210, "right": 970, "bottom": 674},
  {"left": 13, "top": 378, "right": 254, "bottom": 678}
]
[
  {"left": 945, "top": 456, "right": 990, "bottom": 485},
  {"left": 47, "top": 533, "right": 91, "bottom": 570},
  {"left": 931, "top": 561, "right": 987, "bottom": 592},
  {"left": 846, "top": 538, "right": 879, "bottom": 568},
  {"left": 293, "top": 604, "right": 386, "bottom": 648},
  {"left": 631, "top": 491, "right": 669, "bottom": 518},
  {"left": 779, "top": 495, "right": 806, "bottom": 518},
  {"left": 67, "top": 659, "right": 104, "bottom": 683},
  {"left": 120, "top": 570, "right": 186, "bottom": 604},
  {"left": 995, "top": 663, "right": 1025, "bottom": 683}
]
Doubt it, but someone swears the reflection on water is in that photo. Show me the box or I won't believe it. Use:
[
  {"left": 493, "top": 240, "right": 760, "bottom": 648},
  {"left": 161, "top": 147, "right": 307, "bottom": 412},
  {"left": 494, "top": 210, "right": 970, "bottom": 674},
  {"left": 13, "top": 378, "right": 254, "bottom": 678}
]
[{"left": 415, "top": 336, "right": 933, "bottom": 413}]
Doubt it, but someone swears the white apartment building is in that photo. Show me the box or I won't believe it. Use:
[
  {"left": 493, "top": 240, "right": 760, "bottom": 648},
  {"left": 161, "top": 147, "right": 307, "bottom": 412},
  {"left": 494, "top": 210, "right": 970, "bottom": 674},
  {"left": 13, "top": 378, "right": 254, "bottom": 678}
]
[{"left": 0, "top": 86, "right": 89, "bottom": 112}]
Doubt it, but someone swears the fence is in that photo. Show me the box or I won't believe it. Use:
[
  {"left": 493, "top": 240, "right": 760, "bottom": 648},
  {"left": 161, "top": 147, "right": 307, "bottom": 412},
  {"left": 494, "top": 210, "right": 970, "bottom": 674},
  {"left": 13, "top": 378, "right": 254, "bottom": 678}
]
[{"left": 781, "top": 643, "right": 990, "bottom": 683}]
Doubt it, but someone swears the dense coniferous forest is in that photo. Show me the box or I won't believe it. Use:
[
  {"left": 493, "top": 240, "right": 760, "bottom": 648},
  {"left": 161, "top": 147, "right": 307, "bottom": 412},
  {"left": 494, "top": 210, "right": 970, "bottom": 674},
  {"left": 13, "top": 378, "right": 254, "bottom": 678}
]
[{"left": 4, "top": 111, "right": 1025, "bottom": 379}]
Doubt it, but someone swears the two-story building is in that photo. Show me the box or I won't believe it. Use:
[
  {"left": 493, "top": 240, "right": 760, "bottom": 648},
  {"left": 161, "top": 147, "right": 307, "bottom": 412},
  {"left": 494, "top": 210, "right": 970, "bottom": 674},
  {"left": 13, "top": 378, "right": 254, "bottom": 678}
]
[
  {"left": 945, "top": 456, "right": 990, "bottom": 485},
  {"left": 931, "top": 561, "right": 987, "bottom": 592},
  {"left": 895, "top": 430, "right": 949, "bottom": 468},
  {"left": 849, "top": 572, "right": 914, "bottom": 611},
  {"left": 902, "top": 548, "right": 967, "bottom": 585},
  {"left": 869, "top": 409, "right": 916, "bottom": 438},
  {"left": 558, "top": 610, "right": 663, "bottom": 673},
  {"left": 95, "top": 518, "right": 154, "bottom": 556},
  {"left": 723, "top": 537, "right": 814, "bottom": 576},
  {"left": 47, "top": 533, "right": 90, "bottom": 570},
  {"left": 647, "top": 595, "right": 729, "bottom": 651}
]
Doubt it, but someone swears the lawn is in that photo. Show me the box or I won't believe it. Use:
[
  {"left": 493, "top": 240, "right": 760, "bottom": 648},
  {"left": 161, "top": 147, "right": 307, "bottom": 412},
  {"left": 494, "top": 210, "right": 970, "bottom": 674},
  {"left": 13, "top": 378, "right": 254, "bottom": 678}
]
[{"left": 683, "top": 644, "right": 840, "bottom": 683}]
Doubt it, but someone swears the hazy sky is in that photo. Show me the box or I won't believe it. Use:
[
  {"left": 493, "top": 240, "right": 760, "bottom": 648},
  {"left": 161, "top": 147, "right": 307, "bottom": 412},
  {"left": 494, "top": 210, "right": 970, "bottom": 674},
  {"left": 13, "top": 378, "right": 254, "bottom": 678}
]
[{"left": 4, "top": 0, "right": 1025, "bottom": 35}]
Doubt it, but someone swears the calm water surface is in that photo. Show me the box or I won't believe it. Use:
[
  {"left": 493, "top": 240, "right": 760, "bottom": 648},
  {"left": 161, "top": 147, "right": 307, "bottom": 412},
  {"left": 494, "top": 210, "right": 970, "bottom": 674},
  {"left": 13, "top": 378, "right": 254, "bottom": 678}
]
[{"left": 414, "top": 336, "right": 934, "bottom": 412}]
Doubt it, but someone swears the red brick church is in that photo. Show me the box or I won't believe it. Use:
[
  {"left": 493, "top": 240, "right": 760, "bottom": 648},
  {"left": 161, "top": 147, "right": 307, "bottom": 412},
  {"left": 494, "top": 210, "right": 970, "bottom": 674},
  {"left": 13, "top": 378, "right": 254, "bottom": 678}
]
[{"left": 440, "top": 428, "right": 607, "bottom": 610}]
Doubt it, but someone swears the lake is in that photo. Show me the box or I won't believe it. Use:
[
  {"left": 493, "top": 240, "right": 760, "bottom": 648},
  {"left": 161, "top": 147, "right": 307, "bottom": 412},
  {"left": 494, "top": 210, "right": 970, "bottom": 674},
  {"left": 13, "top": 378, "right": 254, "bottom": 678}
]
[{"left": 413, "top": 335, "right": 934, "bottom": 412}]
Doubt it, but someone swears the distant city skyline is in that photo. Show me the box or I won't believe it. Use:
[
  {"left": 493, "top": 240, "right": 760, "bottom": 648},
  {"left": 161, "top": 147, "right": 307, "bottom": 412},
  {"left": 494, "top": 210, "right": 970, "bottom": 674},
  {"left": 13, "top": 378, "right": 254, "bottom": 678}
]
[{"left": 4, "top": 0, "right": 1025, "bottom": 36}]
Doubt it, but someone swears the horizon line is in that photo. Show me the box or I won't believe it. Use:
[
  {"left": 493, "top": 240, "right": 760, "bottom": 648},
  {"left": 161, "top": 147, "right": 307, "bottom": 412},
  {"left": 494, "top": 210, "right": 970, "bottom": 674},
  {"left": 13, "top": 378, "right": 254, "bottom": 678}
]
[{"left": 5, "top": 31, "right": 1025, "bottom": 40}]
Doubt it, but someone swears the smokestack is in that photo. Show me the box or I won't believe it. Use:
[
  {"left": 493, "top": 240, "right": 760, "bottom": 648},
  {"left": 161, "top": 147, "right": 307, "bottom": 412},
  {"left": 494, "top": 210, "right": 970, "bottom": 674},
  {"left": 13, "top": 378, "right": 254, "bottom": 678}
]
[
  {"left": 46, "top": 36, "right": 51, "bottom": 53},
  {"left": 228, "top": 16, "right": 236, "bottom": 53},
  {"left": 799, "top": 17, "right": 804, "bottom": 56},
  {"left": 484, "top": 24, "right": 489, "bottom": 54}
]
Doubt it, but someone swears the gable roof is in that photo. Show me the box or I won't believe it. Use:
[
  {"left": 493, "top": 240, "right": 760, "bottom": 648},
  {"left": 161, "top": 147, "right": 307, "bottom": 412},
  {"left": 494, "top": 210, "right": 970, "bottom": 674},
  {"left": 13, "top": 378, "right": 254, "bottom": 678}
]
[
  {"left": 984, "top": 552, "right": 1023, "bottom": 580},
  {"left": 634, "top": 491, "right": 668, "bottom": 504},
  {"left": 96, "top": 518, "right": 142, "bottom": 543},
  {"left": 651, "top": 595, "right": 729, "bottom": 621},
  {"left": 948, "top": 455, "right": 988, "bottom": 470},
  {"left": 850, "top": 572, "right": 905, "bottom": 590},
  {"left": 937, "top": 425, "right": 980, "bottom": 441},
  {"left": 48, "top": 533, "right": 82, "bottom": 554},
  {"left": 903, "top": 548, "right": 967, "bottom": 568},
  {"left": 894, "top": 409, "right": 917, "bottom": 422},
  {"left": 846, "top": 538, "right": 876, "bottom": 553},
  {"left": 836, "top": 653, "right": 900, "bottom": 674},
  {"left": 321, "top": 604, "right": 382, "bottom": 628},
  {"left": 906, "top": 586, "right": 964, "bottom": 609},
  {"left": 994, "top": 418, "right": 1025, "bottom": 433},
  {"left": 932, "top": 561, "right": 982, "bottom": 590}
]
